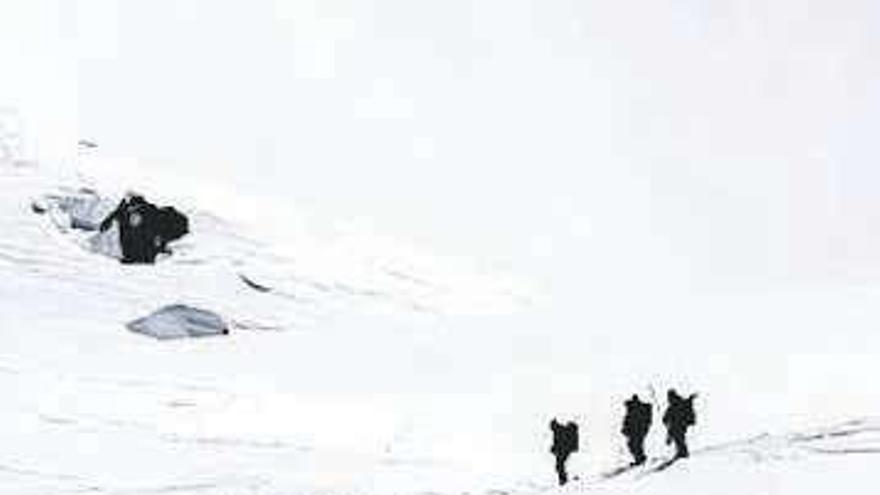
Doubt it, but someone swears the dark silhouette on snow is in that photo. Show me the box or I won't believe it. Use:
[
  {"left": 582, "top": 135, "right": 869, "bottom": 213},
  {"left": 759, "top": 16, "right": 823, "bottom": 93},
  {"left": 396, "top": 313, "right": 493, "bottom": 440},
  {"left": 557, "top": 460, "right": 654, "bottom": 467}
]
[
  {"left": 239, "top": 273, "right": 272, "bottom": 293},
  {"left": 662, "top": 389, "right": 696, "bottom": 459},
  {"left": 154, "top": 206, "right": 189, "bottom": 252},
  {"left": 549, "top": 419, "right": 579, "bottom": 485},
  {"left": 622, "top": 394, "right": 653, "bottom": 466},
  {"left": 99, "top": 194, "right": 189, "bottom": 264}
]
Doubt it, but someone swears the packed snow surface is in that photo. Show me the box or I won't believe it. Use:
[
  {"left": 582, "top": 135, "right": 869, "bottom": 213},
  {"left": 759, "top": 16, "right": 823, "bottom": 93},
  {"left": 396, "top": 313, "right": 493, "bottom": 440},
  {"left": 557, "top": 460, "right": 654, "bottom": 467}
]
[{"left": 1, "top": 160, "right": 880, "bottom": 494}]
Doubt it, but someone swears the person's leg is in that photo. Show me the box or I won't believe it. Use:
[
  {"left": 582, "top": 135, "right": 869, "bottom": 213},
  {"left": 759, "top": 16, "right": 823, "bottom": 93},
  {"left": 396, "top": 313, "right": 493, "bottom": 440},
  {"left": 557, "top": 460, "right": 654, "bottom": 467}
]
[
  {"left": 626, "top": 436, "right": 639, "bottom": 465},
  {"left": 133, "top": 229, "right": 153, "bottom": 263},
  {"left": 118, "top": 225, "right": 133, "bottom": 263},
  {"left": 555, "top": 455, "right": 567, "bottom": 485},
  {"left": 679, "top": 431, "right": 689, "bottom": 458},
  {"left": 672, "top": 431, "right": 688, "bottom": 458},
  {"left": 633, "top": 435, "right": 647, "bottom": 465}
]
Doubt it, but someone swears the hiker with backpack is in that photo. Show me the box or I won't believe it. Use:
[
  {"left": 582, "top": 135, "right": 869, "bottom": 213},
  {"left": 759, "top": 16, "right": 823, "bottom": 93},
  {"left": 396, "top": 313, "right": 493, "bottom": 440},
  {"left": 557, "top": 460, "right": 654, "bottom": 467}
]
[
  {"left": 662, "top": 389, "right": 696, "bottom": 459},
  {"left": 621, "top": 394, "right": 653, "bottom": 466},
  {"left": 99, "top": 193, "right": 189, "bottom": 264},
  {"left": 549, "top": 418, "right": 579, "bottom": 485},
  {"left": 100, "top": 194, "right": 157, "bottom": 263}
]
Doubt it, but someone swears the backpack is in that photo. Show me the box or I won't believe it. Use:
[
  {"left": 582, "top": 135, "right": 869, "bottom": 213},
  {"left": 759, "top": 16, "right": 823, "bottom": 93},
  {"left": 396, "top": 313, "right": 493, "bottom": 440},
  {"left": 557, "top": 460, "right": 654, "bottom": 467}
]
[
  {"left": 156, "top": 206, "right": 189, "bottom": 242},
  {"left": 567, "top": 422, "right": 580, "bottom": 452},
  {"left": 682, "top": 395, "right": 696, "bottom": 426}
]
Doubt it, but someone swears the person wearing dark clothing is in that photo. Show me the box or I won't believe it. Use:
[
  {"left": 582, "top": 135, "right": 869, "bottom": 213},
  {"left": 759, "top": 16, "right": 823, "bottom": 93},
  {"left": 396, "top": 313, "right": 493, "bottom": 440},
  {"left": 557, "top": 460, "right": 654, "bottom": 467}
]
[
  {"left": 549, "top": 419, "right": 579, "bottom": 486},
  {"left": 99, "top": 194, "right": 189, "bottom": 264},
  {"left": 100, "top": 195, "right": 157, "bottom": 263},
  {"left": 621, "top": 394, "right": 652, "bottom": 466},
  {"left": 149, "top": 206, "right": 189, "bottom": 255},
  {"left": 662, "top": 389, "right": 696, "bottom": 459}
]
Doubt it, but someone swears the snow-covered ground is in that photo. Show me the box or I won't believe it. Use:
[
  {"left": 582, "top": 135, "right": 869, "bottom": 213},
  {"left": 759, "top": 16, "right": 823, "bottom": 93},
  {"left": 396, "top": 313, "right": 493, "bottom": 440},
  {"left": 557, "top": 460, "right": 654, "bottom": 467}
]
[
  {"left": 1, "top": 145, "right": 880, "bottom": 495},
  {"left": 0, "top": 157, "right": 534, "bottom": 494},
  {"left": 5, "top": 1, "right": 880, "bottom": 493}
]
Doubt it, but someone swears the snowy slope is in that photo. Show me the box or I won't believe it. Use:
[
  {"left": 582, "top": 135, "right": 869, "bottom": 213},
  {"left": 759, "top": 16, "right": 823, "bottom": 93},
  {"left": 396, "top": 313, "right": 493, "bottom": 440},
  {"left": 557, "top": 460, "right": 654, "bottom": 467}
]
[
  {"left": 2, "top": 158, "right": 880, "bottom": 494},
  {"left": 0, "top": 158, "right": 531, "bottom": 494},
  {"left": 5, "top": 1, "right": 880, "bottom": 492},
  {"left": 575, "top": 418, "right": 880, "bottom": 495}
]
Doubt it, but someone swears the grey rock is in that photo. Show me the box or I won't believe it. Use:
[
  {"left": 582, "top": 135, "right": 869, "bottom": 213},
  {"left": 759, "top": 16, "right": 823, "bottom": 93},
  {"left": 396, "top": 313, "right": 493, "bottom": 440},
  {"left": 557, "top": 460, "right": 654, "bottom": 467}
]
[{"left": 127, "top": 305, "right": 229, "bottom": 340}]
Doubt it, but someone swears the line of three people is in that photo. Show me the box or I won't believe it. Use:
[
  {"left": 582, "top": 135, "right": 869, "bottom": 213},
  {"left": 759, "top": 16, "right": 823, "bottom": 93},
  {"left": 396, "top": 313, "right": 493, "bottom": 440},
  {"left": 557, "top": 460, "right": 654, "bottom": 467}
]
[{"left": 550, "top": 388, "right": 697, "bottom": 485}]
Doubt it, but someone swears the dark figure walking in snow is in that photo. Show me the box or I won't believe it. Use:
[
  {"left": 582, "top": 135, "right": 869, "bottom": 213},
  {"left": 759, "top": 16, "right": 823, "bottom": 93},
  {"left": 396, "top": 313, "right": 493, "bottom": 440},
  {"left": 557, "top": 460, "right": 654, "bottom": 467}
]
[
  {"left": 99, "top": 194, "right": 188, "bottom": 264},
  {"left": 622, "top": 394, "right": 652, "bottom": 466},
  {"left": 549, "top": 419, "right": 579, "bottom": 486},
  {"left": 662, "top": 389, "right": 696, "bottom": 459}
]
